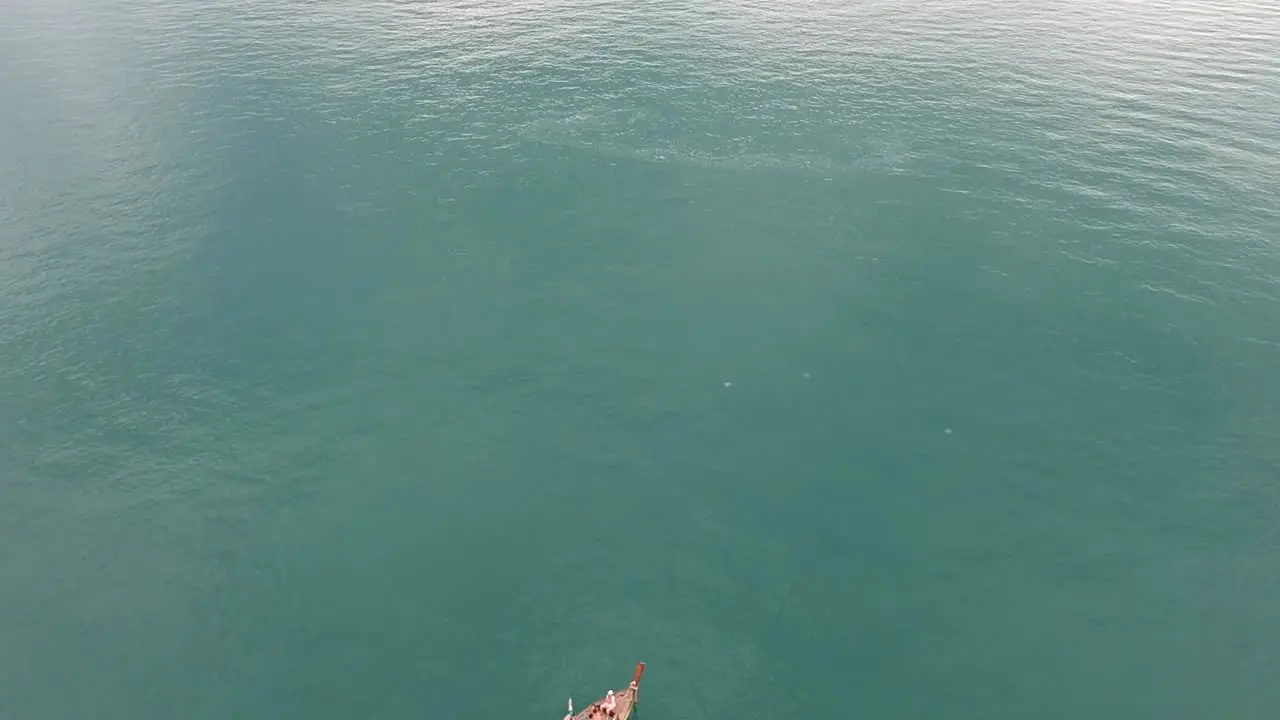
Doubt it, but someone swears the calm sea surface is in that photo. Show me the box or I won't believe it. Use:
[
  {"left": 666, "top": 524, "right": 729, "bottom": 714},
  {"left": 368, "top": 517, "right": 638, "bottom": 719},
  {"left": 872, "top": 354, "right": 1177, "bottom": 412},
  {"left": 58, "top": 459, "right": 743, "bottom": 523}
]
[{"left": 2, "top": 0, "right": 1279, "bottom": 717}]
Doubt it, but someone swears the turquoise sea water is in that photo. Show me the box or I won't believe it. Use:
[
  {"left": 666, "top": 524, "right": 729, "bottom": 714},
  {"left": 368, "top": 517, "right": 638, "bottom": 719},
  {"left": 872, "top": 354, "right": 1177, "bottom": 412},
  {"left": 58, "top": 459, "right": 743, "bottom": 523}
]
[{"left": 2, "top": 0, "right": 1279, "bottom": 717}]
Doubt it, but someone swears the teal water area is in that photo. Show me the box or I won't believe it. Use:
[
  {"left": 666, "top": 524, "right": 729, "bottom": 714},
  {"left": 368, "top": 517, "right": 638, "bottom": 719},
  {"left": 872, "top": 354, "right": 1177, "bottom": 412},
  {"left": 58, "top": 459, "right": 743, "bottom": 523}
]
[{"left": 2, "top": 0, "right": 1279, "bottom": 717}]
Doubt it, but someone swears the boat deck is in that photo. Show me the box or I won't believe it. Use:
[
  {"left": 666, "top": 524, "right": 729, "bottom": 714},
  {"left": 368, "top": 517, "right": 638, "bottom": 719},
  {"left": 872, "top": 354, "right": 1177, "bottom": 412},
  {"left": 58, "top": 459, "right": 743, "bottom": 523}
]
[
  {"left": 570, "top": 690, "right": 635, "bottom": 720},
  {"left": 569, "top": 663, "right": 644, "bottom": 720}
]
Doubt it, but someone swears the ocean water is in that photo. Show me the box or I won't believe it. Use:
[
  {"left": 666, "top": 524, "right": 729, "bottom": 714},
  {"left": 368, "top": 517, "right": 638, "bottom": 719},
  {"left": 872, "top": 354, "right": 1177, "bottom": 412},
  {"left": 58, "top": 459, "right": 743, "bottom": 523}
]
[{"left": 2, "top": 0, "right": 1278, "bottom": 717}]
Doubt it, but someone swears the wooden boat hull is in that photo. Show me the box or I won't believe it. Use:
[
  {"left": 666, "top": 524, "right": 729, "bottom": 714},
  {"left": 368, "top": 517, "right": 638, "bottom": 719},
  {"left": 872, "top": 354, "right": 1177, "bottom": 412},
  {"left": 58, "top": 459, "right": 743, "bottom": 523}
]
[{"left": 571, "top": 662, "right": 645, "bottom": 720}]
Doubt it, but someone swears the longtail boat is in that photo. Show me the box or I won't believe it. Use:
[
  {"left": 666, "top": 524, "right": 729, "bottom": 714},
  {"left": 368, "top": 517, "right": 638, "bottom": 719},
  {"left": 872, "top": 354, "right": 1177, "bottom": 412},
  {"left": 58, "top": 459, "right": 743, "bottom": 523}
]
[{"left": 565, "top": 662, "right": 645, "bottom": 720}]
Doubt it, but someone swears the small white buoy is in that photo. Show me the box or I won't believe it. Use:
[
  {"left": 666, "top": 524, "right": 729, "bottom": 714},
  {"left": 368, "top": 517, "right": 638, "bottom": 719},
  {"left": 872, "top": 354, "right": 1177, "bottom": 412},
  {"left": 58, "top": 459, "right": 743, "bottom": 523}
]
[
  {"left": 944, "top": 428, "right": 952, "bottom": 435},
  {"left": 723, "top": 381, "right": 732, "bottom": 387}
]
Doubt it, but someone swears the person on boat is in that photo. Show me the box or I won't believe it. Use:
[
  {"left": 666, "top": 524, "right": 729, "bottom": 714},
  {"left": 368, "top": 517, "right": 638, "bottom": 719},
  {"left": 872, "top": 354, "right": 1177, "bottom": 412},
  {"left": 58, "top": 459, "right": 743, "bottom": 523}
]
[
  {"left": 564, "top": 698, "right": 574, "bottom": 720},
  {"left": 603, "top": 690, "right": 617, "bottom": 715}
]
